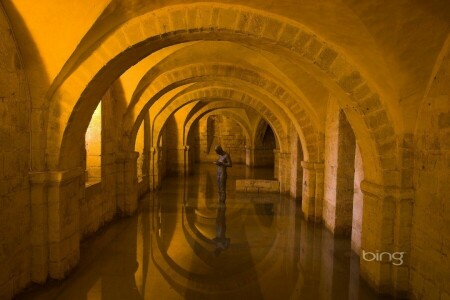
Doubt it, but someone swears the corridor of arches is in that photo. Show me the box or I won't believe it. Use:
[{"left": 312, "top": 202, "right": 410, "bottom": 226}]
[{"left": 0, "top": 1, "right": 449, "bottom": 299}]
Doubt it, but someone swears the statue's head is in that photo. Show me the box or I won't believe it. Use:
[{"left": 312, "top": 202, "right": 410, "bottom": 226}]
[{"left": 215, "top": 145, "right": 224, "bottom": 155}]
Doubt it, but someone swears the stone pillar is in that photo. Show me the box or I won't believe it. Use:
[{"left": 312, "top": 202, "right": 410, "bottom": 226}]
[
  {"left": 29, "top": 167, "right": 83, "bottom": 281},
  {"left": 314, "top": 163, "right": 324, "bottom": 222},
  {"left": 116, "top": 152, "right": 139, "bottom": 216},
  {"left": 149, "top": 147, "right": 158, "bottom": 191},
  {"left": 141, "top": 150, "right": 150, "bottom": 178},
  {"left": 278, "top": 152, "right": 291, "bottom": 194},
  {"left": 273, "top": 149, "right": 280, "bottom": 179},
  {"left": 184, "top": 145, "right": 192, "bottom": 175},
  {"left": 29, "top": 172, "right": 49, "bottom": 283},
  {"left": 245, "top": 146, "right": 254, "bottom": 167},
  {"left": 323, "top": 107, "right": 356, "bottom": 236},
  {"left": 301, "top": 161, "right": 316, "bottom": 221},
  {"left": 360, "top": 180, "right": 413, "bottom": 296},
  {"left": 167, "top": 147, "right": 187, "bottom": 175},
  {"left": 301, "top": 161, "right": 324, "bottom": 222}
]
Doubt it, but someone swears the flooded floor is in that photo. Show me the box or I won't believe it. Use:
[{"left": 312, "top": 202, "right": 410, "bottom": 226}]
[{"left": 16, "top": 164, "right": 383, "bottom": 300}]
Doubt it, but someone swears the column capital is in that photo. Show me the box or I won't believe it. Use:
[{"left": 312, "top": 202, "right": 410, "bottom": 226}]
[{"left": 361, "top": 180, "right": 414, "bottom": 201}]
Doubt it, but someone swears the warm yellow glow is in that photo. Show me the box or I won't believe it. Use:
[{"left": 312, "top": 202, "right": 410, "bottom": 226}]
[
  {"left": 119, "top": 43, "right": 199, "bottom": 104},
  {"left": 87, "top": 278, "right": 102, "bottom": 300},
  {"left": 85, "top": 101, "right": 102, "bottom": 182},
  {"left": 135, "top": 120, "right": 145, "bottom": 181},
  {"left": 8, "top": 0, "right": 109, "bottom": 80}
]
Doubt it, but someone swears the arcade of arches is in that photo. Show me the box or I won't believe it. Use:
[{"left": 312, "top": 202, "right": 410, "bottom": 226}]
[{"left": 0, "top": 1, "right": 449, "bottom": 299}]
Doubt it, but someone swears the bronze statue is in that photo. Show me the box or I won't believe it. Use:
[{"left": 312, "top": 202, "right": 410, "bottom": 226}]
[{"left": 212, "top": 145, "right": 232, "bottom": 203}]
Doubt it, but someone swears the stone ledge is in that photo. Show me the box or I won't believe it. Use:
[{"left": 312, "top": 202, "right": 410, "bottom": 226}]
[{"left": 235, "top": 179, "right": 279, "bottom": 193}]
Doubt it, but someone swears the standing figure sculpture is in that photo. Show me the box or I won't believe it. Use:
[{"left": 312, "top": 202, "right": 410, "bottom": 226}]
[{"left": 213, "top": 145, "right": 232, "bottom": 203}]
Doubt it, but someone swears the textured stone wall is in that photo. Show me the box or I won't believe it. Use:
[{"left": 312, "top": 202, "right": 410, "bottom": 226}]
[
  {"left": 85, "top": 102, "right": 101, "bottom": 182},
  {"left": 80, "top": 90, "right": 122, "bottom": 239},
  {"left": 80, "top": 182, "right": 102, "bottom": 238},
  {"left": 101, "top": 89, "right": 122, "bottom": 222},
  {"left": 136, "top": 114, "right": 150, "bottom": 195},
  {"left": 0, "top": 7, "right": 31, "bottom": 299},
  {"left": 289, "top": 124, "right": 303, "bottom": 199},
  {"left": 323, "top": 97, "right": 356, "bottom": 235},
  {"left": 411, "top": 49, "right": 450, "bottom": 300},
  {"left": 135, "top": 120, "right": 145, "bottom": 181},
  {"left": 351, "top": 144, "right": 364, "bottom": 253},
  {"left": 165, "top": 113, "right": 184, "bottom": 175},
  {"left": 192, "top": 115, "right": 246, "bottom": 164}
]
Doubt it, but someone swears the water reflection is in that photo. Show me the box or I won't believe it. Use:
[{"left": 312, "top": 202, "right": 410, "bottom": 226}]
[
  {"left": 213, "top": 204, "right": 230, "bottom": 256},
  {"left": 17, "top": 164, "right": 383, "bottom": 300}
]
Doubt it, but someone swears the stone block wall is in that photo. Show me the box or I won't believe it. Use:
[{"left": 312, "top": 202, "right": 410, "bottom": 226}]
[
  {"left": 80, "top": 182, "right": 102, "bottom": 238},
  {"left": 192, "top": 115, "right": 246, "bottom": 164},
  {"left": 323, "top": 98, "right": 356, "bottom": 235},
  {"left": 410, "top": 50, "right": 450, "bottom": 300},
  {"left": 0, "top": 8, "right": 31, "bottom": 299},
  {"left": 289, "top": 125, "right": 303, "bottom": 199},
  {"left": 135, "top": 120, "right": 145, "bottom": 181},
  {"left": 79, "top": 90, "right": 124, "bottom": 239},
  {"left": 100, "top": 89, "right": 122, "bottom": 223},
  {"left": 85, "top": 102, "right": 102, "bottom": 182}
]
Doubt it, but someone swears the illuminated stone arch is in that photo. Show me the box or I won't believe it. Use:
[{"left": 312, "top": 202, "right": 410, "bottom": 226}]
[
  {"left": 124, "top": 64, "right": 316, "bottom": 160},
  {"left": 147, "top": 88, "right": 290, "bottom": 153},
  {"left": 253, "top": 117, "right": 274, "bottom": 147},
  {"left": 184, "top": 105, "right": 251, "bottom": 146},
  {"left": 185, "top": 108, "right": 253, "bottom": 147},
  {"left": 42, "top": 3, "right": 399, "bottom": 186},
  {"left": 154, "top": 102, "right": 253, "bottom": 147}
]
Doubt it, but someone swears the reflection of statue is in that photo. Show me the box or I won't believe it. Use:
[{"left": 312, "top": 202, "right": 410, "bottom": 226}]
[
  {"left": 213, "top": 203, "right": 230, "bottom": 256},
  {"left": 213, "top": 145, "right": 232, "bottom": 203}
]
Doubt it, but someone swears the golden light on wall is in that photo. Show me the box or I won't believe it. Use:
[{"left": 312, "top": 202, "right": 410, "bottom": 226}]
[{"left": 85, "top": 101, "right": 102, "bottom": 183}]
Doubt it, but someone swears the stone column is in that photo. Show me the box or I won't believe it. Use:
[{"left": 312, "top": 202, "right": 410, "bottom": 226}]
[
  {"left": 314, "top": 163, "right": 324, "bottom": 222},
  {"left": 116, "top": 152, "right": 139, "bottom": 216},
  {"left": 278, "top": 152, "right": 291, "bottom": 194},
  {"left": 301, "top": 161, "right": 316, "bottom": 221},
  {"left": 359, "top": 180, "right": 413, "bottom": 296},
  {"left": 301, "top": 161, "right": 324, "bottom": 222},
  {"left": 29, "top": 167, "right": 84, "bottom": 281},
  {"left": 141, "top": 150, "right": 150, "bottom": 178},
  {"left": 184, "top": 145, "right": 192, "bottom": 175},
  {"left": 167, "top": 147, "right": 187, "bottom": 175},
  {"left": 323, "top": 107, "right": 356, "bottom": 236},
  {"left": 29, "top": 172, "right": 49, "bottom": 283},
  {"left": 273, "top": 149, "right": 280, "bottom": 179},
  {"left": 149, "top": 147, "right": 157, "bottom": 191},
  {"left": 245, "top": 146, "right": 254, "bottom": 167}
]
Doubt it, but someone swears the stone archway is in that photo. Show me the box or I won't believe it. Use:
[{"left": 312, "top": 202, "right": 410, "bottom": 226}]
[
  {"left": 32, "top": 3, "right": 402, "bottom": 292},
  {"left": 42, "top": 4, "right": 397, "bottom": 186}
]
